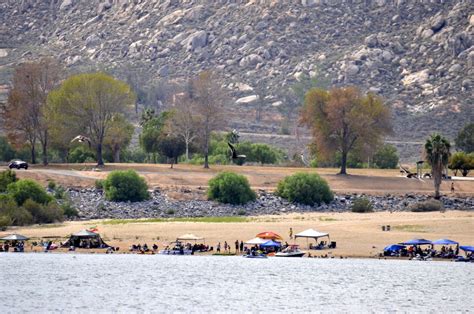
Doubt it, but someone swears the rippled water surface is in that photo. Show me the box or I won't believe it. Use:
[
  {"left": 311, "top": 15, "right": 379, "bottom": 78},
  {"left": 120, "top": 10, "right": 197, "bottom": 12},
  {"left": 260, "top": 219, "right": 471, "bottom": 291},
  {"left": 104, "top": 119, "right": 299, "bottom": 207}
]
[{"left": 0, "top": 254, "right": 473, "bottom": 313}]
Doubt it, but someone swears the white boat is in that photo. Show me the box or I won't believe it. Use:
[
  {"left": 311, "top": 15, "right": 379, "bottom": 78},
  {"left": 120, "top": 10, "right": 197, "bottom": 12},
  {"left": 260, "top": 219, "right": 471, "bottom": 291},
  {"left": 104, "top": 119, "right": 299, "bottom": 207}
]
[
  {"left": 158, "top": 248, "right": 192, "bottom": 255},
  {"left": 275, "top": 245, "right": 306, "bottom": 258}
]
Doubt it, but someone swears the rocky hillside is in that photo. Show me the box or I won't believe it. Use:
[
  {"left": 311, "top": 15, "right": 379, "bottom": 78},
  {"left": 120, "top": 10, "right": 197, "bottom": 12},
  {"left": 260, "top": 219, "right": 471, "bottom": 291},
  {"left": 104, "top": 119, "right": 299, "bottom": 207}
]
[{"left": 0, "top": 0, "right": 473, "bottom": 159}]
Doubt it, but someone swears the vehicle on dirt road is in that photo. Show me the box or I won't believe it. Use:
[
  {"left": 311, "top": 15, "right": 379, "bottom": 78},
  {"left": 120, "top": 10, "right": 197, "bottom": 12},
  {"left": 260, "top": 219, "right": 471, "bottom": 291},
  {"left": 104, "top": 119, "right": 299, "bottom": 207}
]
[{"left": 8, "top": 160, "right": 28, "bottom": 170}]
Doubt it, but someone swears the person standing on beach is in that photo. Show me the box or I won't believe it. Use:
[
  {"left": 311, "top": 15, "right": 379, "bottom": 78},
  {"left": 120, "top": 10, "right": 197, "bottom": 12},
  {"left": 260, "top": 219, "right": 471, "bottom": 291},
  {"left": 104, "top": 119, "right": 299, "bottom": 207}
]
[
  {"left": 289, "top": 227, "right": 293, "bottom": 240},
  {"left": 235, "top": 240, "right": 239, "bottom": 253},
  {"left": 217, "top": 242, "right": 221, "bottom": 253},
  {"left": 451, "top": 182, "right": 455, "bottom": 193},
  {"left": 240, "top": 240, "right": 244, "bottom": 253}
]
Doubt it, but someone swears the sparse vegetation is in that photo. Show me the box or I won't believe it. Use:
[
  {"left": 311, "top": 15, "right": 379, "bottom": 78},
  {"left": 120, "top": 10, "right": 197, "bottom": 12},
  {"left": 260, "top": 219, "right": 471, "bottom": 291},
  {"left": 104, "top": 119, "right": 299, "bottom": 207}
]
[
  {"left": 0, "top": 169, "right": 17, "bottom": 192},
  {"left": 351, "top": 197, "right": 374, "bottom": 213},
  {"left": 102, "top": 216, "right": 249, "bottom": 225},
  {"left": 208, "top": 172, "right": 256, "bottom": 205},
  {"left": 276, "top": 172, "right": 333, "bottom": 206},
  {"left": 410, "top": 199, "right": 444, "bottom": 212}
]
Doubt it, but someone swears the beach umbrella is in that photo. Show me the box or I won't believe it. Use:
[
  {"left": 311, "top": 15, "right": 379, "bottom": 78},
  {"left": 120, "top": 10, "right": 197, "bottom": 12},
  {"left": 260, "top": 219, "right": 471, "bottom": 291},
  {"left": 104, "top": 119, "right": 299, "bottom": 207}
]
[
  {"left": 459, "top": 246, "right": 474, "bottom": 253},
  {"left": 383, "top": 244, "right": 406, "bottom": 252},
  {"left": 255, "top": 231, "right": 283, "bottom": 240},
  {"left": 432, "top": 239, "right": 459, "bottom": 245},
  {"left": 261, "top": 240, "right": 282, "bottom": 248},
  {"left": 0, "top": 234, "right": 29, "bottom": 241},
  {"left": 399, "top": 238, "right": 432, "bottom": 245}
]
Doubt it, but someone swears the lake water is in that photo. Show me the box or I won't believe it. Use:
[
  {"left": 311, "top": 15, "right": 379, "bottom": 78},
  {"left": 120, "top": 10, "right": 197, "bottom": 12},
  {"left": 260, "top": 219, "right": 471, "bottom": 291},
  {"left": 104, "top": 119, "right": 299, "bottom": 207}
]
[{"left": 0, "top": 254, "right": 472, "bottom": 313}]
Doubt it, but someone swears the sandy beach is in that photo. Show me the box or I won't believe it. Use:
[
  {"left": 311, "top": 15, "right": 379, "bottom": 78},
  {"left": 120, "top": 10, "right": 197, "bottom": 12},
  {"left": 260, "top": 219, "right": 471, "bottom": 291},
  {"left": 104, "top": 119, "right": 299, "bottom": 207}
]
[{"left": 3, "top": 211, "right": 473, "bottom": 258}]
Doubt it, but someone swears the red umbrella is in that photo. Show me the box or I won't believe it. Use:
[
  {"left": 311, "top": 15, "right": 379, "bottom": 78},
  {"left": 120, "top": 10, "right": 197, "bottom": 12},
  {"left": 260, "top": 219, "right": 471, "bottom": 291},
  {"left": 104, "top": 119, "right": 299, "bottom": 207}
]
[{"left": 256, "top": 231, "right": 283, "bottom": 240}]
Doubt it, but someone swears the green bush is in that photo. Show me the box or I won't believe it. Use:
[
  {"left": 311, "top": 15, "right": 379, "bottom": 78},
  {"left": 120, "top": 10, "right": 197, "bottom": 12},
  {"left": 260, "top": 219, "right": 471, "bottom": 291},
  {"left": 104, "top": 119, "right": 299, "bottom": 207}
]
[
  {"left": 95, "top": 179, "right": 104, "bottom": 190},
  {"left": 54, "top": 186, "right": 66, "bottom": 199},
  {"left": 351, "top": 197, "right": 374, "bottom": 213},
  {"left": 250, "top": 143, "right": 281, "bottom": 165},
  {"left": 276, "top": 172, "right": 333, "bottom": 206},
  {"left": 69, "top": 146, "right": 96, "bottom": 163},
  {"left": 0, "top": 169, "right": 17, "bottom": 192},
  {"left": 22, "top": 199, "right": 64, "bottom": 224},
  {"left": 7, "top": 179, "right": 53, "bottom": 206},
  {"left": 208, "top": 172, "right": 256, "bottom": 205},
  {"left": 103, "top": 170, "right": 150, "bottom": 202},
  {"left": 410, "top": 199, "right": 443, "bottom": 212},
  {"left": 0, "top": 215, "right": 11, "bottom": 230},
  {"left": 0, "top": 136, "right": 15, "bottom": 162},
  {"left": 47, "top": 180, "right": 56, "bottom": 190},
  {"left": 62, "top": 202, "right": 79, "bottom": 218}
]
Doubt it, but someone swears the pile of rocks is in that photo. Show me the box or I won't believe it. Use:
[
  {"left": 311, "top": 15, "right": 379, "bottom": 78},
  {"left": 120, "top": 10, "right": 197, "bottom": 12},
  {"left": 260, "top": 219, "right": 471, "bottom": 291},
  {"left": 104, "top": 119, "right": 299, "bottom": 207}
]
[
  {"left": 0, "top": 0, "right": 472, "bottom": 150},
  {"left": 66, "top": 188, "right": 473, "bottom": 220}
]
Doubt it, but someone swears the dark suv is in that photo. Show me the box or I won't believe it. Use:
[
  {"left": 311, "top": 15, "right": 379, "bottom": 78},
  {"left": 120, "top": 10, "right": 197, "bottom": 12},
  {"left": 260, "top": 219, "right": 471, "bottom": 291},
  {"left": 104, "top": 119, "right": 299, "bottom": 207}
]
[{"left": 8, "top": 160, "right": 28, "bottom": 170}]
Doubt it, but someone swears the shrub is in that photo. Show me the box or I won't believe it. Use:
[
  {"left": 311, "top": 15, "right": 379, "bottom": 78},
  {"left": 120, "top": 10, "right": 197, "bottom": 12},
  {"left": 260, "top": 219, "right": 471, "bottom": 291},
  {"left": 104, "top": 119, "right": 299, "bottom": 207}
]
[
  {"left": 95, "top": 179, "right": 104, "bottom": 190},
  {"left": 276, "top": 172, "right": 333, "bottom": 206},
  {"left": 54, "top": 186, "right": 66, "bottom": 199},
  {"left": 0, "top": 169, "right": 17, "bottom": 192},
  {"left": 103, "top": 170, "right": 150, "bottom": 202},
  {"left": 69, "top": 146, "right": 96, "bottom": 163},
  {"left": 410, "top": 199, "right": 444, "bottom": 212},
  {"left": 47, "top": 180, "right": 56, "bottom": 190},
  {"left": 166, "top": 209, "right": 175, "bottom": 215},
  {"left": 62, "top": 202, "right": 79, "bottom": 218},
  {"left": 7, "top": 179, "right": 53, "bottom": 206},
  {"left": 351, "top": 197, "right": 374, "bottom": 213},
  {"left": 208, "top": 172, "right": 256, "bottom": 205},
  {"left": 22, "top": 199, "right": 64, "bottom": 224},
  {"left": 0, "top": 215, "right": 11, "bottom": 230},
  {"left": 250, "top": 143, "right": 280, "bottom": 165}
]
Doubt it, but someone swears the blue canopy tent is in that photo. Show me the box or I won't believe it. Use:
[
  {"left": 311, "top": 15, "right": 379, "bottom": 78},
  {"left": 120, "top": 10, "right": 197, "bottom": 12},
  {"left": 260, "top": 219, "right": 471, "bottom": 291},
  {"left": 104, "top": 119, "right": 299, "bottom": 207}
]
[
  {"left": 400, "top": 238, "right": 432, "bottom": 246},
  {"left": 384, "top": 244, "right": 406, "bottom": 252},
  {"left": 460, "top": 246, "right": 474, "bottom": 252},
  {"left": 261, "top": 240, "right": 281, "bottom": 248},
  {"left": 432, "top": 239, "right": 459, "bottom": 245}
]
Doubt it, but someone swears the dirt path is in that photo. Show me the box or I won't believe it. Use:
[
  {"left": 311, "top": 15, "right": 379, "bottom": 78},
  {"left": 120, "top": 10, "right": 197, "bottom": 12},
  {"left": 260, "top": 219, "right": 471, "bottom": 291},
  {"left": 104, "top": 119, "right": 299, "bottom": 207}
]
[{"left": 11, "top": 163, "right": 474, "bottom": 196}]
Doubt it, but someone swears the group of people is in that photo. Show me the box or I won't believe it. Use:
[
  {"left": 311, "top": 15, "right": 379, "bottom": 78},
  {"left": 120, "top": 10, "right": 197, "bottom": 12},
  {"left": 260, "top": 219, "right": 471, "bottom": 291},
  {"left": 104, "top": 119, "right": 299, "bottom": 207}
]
[
  {"left": 0, "top": 241, "right": 24, "bottom": 252},
  {"left": 129, "top": 243, "right": 159, "bottom": 254},
  {"left": 216, "top": 240, "right": 245, "bottom": 254}
]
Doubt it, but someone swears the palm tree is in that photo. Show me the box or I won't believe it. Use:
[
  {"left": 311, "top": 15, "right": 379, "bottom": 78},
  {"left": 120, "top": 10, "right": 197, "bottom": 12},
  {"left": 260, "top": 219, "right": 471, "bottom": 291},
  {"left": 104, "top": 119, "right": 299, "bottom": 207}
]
[{"left": 425, "top": 134, "right": 451, "bottom": 199}]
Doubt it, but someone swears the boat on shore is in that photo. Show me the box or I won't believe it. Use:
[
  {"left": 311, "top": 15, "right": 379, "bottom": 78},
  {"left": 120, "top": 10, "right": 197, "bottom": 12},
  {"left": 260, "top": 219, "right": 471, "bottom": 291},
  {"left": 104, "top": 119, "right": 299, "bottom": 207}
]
[
  {"left": 275, "top": 245, "right": 305, "bottom": 258},
  {"left": 158, "top": 248, "right": 192, "bottom": 255},
  {"left": 243, "top": 254, "right": 267, "bottom": 259}
]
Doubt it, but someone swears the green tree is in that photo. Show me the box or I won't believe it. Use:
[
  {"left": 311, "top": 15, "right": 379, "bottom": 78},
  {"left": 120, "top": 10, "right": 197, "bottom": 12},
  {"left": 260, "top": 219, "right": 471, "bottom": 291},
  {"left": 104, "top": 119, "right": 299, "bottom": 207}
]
[
  {"left": 139, "top": 111, "right": 171, "bottom": 163},
  {"left": 373, "top": 144, "right": 399, "bottom": 169},
  {"left": 104, "top": 114, "right": 134, "bottom": 163},
  {"left": 449, "top": 152, "right": 474, "bottom": 177},
  {"left": 0, "top": 169, "right": 17, "bottom": 192},
  {"left": 455, "top": 123, "right": 474, "bottom": 153},
  {"left": 300, "top": 87, "right": 392, "bottom": 175},
  {"left": 251, "top": 143, "right": 280, "bottom": 165},
  {"left": 0, "top": 137, "right": 15, "bottom": 162},
  {"left": 425, "top": 134, "right": 451, "bottom": 199},
  {"left": 157, "top": 134, "right": 186, "bottom": 168},
  {"left": 47, "top": 72, "right": 135, "bottom": 166}
]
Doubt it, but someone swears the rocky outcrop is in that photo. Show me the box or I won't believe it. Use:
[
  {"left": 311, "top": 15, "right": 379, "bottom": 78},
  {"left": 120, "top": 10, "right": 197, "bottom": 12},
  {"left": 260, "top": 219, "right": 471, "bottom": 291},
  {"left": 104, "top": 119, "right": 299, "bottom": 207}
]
[
  {"left": 66, "top": 188, "right": 473, "bottom": 220},
  {"left": 0, "top": 0, "right": 473, "bottom": 157}
]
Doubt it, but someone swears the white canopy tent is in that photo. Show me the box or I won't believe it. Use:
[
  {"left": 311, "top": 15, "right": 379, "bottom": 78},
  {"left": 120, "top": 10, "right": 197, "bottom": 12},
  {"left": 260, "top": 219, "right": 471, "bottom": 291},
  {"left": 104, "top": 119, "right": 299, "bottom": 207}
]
[
  {"left": 295, "top": 229, "right": 330, "bottom": 249},
  {"left": 176, "top": 234, "right": 204, "bottom": 242},
  {"left": 244, "top": 237, "right": 268, "bottom": 245},
  {"left": 0, "top": 234, "right": 29, "bottom": 241}
]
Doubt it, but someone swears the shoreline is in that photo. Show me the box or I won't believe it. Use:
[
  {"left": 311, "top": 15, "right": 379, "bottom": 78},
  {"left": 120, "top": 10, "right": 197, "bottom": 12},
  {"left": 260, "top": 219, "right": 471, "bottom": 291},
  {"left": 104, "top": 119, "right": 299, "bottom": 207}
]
[{"left": 3, "top": 211, "right": 473, "bottom": 259}]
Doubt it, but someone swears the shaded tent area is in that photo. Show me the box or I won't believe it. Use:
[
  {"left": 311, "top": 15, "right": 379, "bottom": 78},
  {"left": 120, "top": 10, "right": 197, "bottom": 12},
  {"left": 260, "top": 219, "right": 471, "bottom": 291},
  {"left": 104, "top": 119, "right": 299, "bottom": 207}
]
[
  {"left": 62, "top": 230, "right": 110, "bottom": 249},
  {"left": 383, "top": 244, "right": 406, "bottom": 256},
  {"left": 0, "top": 234, "right": 29, "bottom": 252},
  {"left": 295, "top": 229, "right": 334, "bottom": 249}
]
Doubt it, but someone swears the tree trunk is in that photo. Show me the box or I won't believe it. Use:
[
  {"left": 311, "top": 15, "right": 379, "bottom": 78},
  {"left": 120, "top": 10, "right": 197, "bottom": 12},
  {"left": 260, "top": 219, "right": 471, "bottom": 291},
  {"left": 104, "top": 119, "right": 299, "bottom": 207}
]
[
  {"left": 433, "top": 164, "right": 442, "bottom": 200},
  {"left": 96, "top": 143, "right": 104, "bottom": 166},
  {"left": 339, "top": 151, "right": 348, "bottom": 175},
  {"left": 185, "top": 141, "right": 189, "bottom": 161},
  {"left": 31, "top": 144, "right": 36, "bottom": 164},
  {"left": 42, "top": 130, "right": 48, "bottom": 166},
  {"left": 113, "top": 148, "right": 120, "bottom": 163},
  {"left": 204, "top": 131, "right": 209, "bottom": 169}
]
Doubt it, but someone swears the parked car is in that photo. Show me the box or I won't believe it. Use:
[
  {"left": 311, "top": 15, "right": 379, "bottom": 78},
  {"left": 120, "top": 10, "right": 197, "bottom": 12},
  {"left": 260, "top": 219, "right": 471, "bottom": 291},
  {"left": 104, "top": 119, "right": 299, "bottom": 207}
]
[{"left": 8, "top": 160, "right": 28, "bottom": 170}]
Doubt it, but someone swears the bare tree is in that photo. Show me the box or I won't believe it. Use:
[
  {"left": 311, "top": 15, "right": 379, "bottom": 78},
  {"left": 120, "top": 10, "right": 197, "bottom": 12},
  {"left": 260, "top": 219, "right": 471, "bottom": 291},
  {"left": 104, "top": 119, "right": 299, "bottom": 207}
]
[
  {"left": 191, "top": 71, "right": 227, "bottom": 169},
  {"left": 1, "top": 58, "right": 61, "bottom": 165},
  {"left": 169, "top": 95, "right": 200, "bottom": 161}
]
